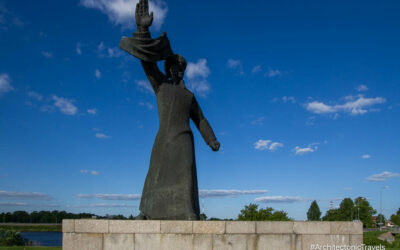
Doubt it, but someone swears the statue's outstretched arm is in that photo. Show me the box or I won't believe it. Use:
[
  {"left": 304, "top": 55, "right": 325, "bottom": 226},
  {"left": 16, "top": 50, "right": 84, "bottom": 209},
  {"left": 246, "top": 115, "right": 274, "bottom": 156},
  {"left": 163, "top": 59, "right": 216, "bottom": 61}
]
[
  {"left": 134, "top": 0, "right": 167, "bottom": 94},
  {"left": 190, "top": 97, "right": 220, "bottom": 151}
]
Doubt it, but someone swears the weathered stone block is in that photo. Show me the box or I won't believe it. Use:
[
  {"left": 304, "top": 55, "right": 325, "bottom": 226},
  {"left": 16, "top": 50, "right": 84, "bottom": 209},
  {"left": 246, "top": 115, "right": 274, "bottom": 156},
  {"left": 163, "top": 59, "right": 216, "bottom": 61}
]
[
  {"left": 109, "top": 220, "right": 160, "bottom": 233},
  {"left": 257, "top": 234, "right": 292, "bottom": 250},
  {"left": 226, "top": 221, "right": 255, "bottom": 234},
  {"left": 161, "top": 220, "right": 192, "bottom": 234},
  {"left": 135, "top": 234, "right": 161, "bottom": 250},
  {"left": 75, "top": 219, "right": 109, "bottom": 233},
  {"left": 350, "top": 234, "right": 363, "bottom": 246},
  {"left": 193, "top": 234, "right": 212, "bottom": 250},
  {"left": 330, "top": 221, "right": 363, "bottom": 235},
  {"left": 301, "top": 234, "right": 349, "bottom": 250},
  {"left": 213, "top": 234, "right": 257, "bottom": 250},
  {"left": 104, "top": 233, "right": 134, "bottom": 250},
  {"left": 193, "top": 221, "right": 225, "bottom": 234},
  {"left": 256, "top": 221, "right": 293, "bottom": 234},
  {"left": 160, "top": 234, "right": 194, "bottom": 250},
  {"left": 62, "top": 219, "right": 75, "bottom": 233},
  {"left": 293, "top": 221, "right": 330, "bottom": 235},
  {"left": 63, "top": 232, "right": 103, "bottom": 250}
]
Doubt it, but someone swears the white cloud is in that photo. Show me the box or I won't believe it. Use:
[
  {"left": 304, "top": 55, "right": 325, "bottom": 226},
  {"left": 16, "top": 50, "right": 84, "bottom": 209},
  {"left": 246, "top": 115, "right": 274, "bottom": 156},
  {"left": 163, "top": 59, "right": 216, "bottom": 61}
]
[
  {"left": 27, "top": 91, "right": 43, "bottom": 101},
  {"left": 80, "top": 169, "right": 89, "bottom": 174},
  {"left": 135, "top": 80, "right": 154, "bottom": 93},
  {"left": 356, "top": 84, "right": 368, "bottom": 92},
  {"left": 0, "top": 73, "right": 13, "bottom": 94},
  {"left": 80, "top": 0, "right": 168, "bottom": 30},
  {"left": 138, "top": 101, "right": 154, "bottom": 110},
  {"left": 282, "top": 96, "right": 296, "bottom": 103},
  {"left": 293, "top": 142, "right": 320, "bottom": 156},
  {"left": 91, "top": 171, "right": 100, "bottom": 176},
  {"left": 76, "top": 193, "right": 141, "bottom": 200},
  {"left": 366, "top": 171, "right": 400, "bottom": 182},
  {"left": 73, "top": 203, "right": 135, "bottom": 208},
  {"left": 251, "top": 65, "right": 262, "bottom": 74},
  {"left": 95, "top": 69, "right": 101, "bottom": 79},
  {"left": 52, "top": 95, "right": 78, "bottom": 115},
  {"left": 0, "top": 202, "right": 59, "bottom": 207},
  {"left": 306, "top": 95, "right": 386, "bottom": 116},
  {"left": 0, "top": 190, "right": 52, "bottom": 200},
  {"left": 199, "top": 189, "right": 268, "bottom": 198},
  {"left": 255, "top": 196, "right": 311, "bottom": 203},
  {"left": 362, "top": 154, "right": 371, "bottom": 159},
  {"left": 186, "top": 58, "right": 211, "bottom": 97},
  {"left": 227, "top": 59, "right": 243, "bottom": 74},
  {"left": 76, "top": 42, "right": 82, "bottom": 55},
  {"left": 97, "top": 42, "right": 123, "bottom": 58},
  {"left": 95, "top": 133, "right": 110, "bottom": 139},
  {"left": 87, "top": 108, "right": 97, "bottom": 114},
  {"left": 266, "top": 69, "right": 282, "bottom": 78},
  {"left": 250, "top": 117, "right": 265, "bottom": 126},
  {"left": 254, "top": 139, "right": 283, "bottom": 152},
  {"left": 41, "top": 51, "right": 53, "bottom": 58}
]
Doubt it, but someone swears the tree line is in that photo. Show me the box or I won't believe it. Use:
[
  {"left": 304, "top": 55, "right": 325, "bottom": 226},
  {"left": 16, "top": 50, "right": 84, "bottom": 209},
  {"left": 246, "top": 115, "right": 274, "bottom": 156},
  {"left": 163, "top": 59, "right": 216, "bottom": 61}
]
[{"left": 0, "top": 211, "right": 133, "bottom": 223}]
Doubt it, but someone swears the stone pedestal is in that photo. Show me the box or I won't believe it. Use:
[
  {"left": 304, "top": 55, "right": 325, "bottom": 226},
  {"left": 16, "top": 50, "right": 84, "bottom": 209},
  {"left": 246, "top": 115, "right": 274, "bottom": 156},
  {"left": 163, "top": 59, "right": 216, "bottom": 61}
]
[{"left": 62, "top": 219, "right": 363, "bottom": 250}]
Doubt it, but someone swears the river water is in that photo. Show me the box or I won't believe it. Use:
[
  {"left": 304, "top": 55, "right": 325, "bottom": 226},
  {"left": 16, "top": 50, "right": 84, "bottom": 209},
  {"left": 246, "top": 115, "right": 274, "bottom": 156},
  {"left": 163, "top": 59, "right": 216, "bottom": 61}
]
[{"left": 20, "top": 232, "right": 62, "bottom": 246}]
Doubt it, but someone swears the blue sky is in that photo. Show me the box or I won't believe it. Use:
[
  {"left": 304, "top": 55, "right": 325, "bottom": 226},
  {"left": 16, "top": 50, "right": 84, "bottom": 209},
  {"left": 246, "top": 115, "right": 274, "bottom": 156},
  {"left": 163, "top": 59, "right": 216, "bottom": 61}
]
[{"left": 0, "top": 0, "right": 399, "bottom": 220}]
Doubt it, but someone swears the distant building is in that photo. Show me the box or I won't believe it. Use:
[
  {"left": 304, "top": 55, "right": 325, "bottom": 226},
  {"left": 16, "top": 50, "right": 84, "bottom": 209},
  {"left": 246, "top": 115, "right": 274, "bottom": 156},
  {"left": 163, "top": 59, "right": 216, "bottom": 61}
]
[{"left": 386, "top": 220, "right": 395, "bottom": 228}]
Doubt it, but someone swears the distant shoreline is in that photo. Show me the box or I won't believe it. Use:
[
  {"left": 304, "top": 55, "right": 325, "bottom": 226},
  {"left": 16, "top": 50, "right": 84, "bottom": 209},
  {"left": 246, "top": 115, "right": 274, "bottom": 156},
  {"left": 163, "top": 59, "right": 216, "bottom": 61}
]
[{"left": 0, "top": 223, "right": 61, "bottom": 232}]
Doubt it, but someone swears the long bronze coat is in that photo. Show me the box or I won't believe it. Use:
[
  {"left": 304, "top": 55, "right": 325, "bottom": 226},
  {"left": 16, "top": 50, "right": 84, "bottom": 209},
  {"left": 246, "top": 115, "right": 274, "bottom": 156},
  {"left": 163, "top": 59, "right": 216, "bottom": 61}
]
[{"left": 139, "top": 61, "right": 217, "bottom": 220}]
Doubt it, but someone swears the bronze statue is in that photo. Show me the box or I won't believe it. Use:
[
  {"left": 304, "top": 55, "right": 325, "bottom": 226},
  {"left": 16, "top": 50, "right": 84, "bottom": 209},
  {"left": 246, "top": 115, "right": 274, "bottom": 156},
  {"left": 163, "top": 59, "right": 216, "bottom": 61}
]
[{"left": 120, "top": 0, "right": 220, "bottom": 220}]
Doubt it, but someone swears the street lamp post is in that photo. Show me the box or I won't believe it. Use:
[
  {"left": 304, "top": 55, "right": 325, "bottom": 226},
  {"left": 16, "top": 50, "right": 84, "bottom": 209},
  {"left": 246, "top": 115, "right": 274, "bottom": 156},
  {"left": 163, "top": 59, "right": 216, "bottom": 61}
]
[{"left": 379, "top": 186, "right": 389, "bottom": 231}]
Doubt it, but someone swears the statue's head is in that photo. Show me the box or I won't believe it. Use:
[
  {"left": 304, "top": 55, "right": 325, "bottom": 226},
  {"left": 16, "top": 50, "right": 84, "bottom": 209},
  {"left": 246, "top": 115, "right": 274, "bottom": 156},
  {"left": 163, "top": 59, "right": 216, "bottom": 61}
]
[{"left": 165, "top": 54, "right": 187, "bottom": 81}]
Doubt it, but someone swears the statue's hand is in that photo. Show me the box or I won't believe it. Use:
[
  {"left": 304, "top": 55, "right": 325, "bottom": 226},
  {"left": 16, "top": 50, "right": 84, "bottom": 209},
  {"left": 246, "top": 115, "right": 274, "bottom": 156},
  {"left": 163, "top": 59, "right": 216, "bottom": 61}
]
[
  {"left": 209, "top": 140, "right": 220, "bottom": 152},
  {"left": 135, "top": 0, "right": 153, "bottom": 30}
]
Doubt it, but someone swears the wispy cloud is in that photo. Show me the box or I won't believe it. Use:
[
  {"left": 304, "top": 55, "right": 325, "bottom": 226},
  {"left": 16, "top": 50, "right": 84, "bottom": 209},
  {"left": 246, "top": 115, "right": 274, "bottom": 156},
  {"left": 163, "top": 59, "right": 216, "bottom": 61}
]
[
  {"left": 76, "top": 193, "right": 141, "bottom": 200},
  {"left": 265, "top": 68, "right": 283, "bottom": 78},
  {"left": 95, "top": 133, "right": 110, "bottom": 139},
  {"left": 80, "top": 169, "right": 89, "bottom": 174},
  {"left": 87, "top": 108, "right": 97, "bottom": 115},
  {"left": 91, "top": 171, "right": 100, "bottom": 176},
  {"left": 72, "top": 203, "right": 135, "bottom": 208},
  {"left": 97, "top": 42, "right": 123, "bottom": 58},
  {"left": 76, "top": 42, "right": 82, "bottom": 55},
  {"left": 366, "top": 171, "right": 400, "bottom": 182},
  {"left": 41, "top": 51, "right": 53, "bottom": 58},
  {"left": 80, "top": 0, "right": 168, "bottom": 30},
  {"left": 27, "top": 91, "right": 43, "bottom": 101},
  {"left": 138, "top": 101, "right": 154, "bottom": 110},
  {"left": 250, "top": 117, "right": 265, "bottom": 126},
  {"left": 52, "top": 95, "right": 78, "bottom": 115},
  {"left": 254, "top": 139, "right": 283, "bottom": 152},
  {"left": 199, "top": 189, "right": 268, "bottom": 198},
  {"left": 0, "top": 73, "right": 13, "bottom": 95},
  {"left": 251, "top": 65, "right": 262, "bottom": 74},
  {"left": 356, "top": 84, "right": 368, "bottom": 92},
  {"left": 293, "top": 142, "right": 320, "bottom": 156},
  {"left": 186, "top": 58, "right": 211, "bottom": 97},
  {"left": 362, "top": 154, "right": 371, "bottom": 159},
  {"left": 0, "top": 191, "right": 52, "bottom": 200},
  {"left": 282, "top": 96, "right": 296, "bottom": 103},
  {"left": 306, "top": 95, "right": 386, "bottom": 116},
  {"left": 0, "top": 3, "right": 24, "bottom": 28},
  {"left": 254, "top": 196, "right": 311, "bottom": 203},
  {"left": 227, "top": 59, "right": 244, "bottom": 75},
  {"left": 135, "top": 80, "right": 153, "bottom": 93},
  {"left": 95, "top": 69, "right": 101, "bottom": 79},
  {"left": 0, "top": 202, "right": 59, "bottom": 207}
]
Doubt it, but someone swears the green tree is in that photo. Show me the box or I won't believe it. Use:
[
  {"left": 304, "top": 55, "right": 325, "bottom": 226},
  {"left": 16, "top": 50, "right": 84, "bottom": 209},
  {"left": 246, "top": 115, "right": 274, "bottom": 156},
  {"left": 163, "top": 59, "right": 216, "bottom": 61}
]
[
  {"left": 376, "top": 214, "right": 386, "bottom": 226},
  {"left": 337, "top": 198, "right": 355, "bottom": 221},
  {"left": 390, "top": 208, "right": 400, "bottom": 226},
  {"left": 323, "top": 209, "right": 340, "bottom": 221},
  {"left": 354, "top": 197, "right": 376, "bottom": 228},
  {"left": 200, "top": 213, "right": 207, "bottom": 221},
  {"left": 238, "top": 203, "right": 291, "bottom": 221},
  {"left": 307, "top": 200, "right": 321, "bottom": 221}
]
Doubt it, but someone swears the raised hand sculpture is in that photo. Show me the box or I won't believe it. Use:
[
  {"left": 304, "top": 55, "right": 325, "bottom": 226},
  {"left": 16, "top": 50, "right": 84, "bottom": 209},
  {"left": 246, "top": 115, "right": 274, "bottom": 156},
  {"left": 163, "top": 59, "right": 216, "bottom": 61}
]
[{"left": 120, "top": 0, "right": 220, "bottom": 220}]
